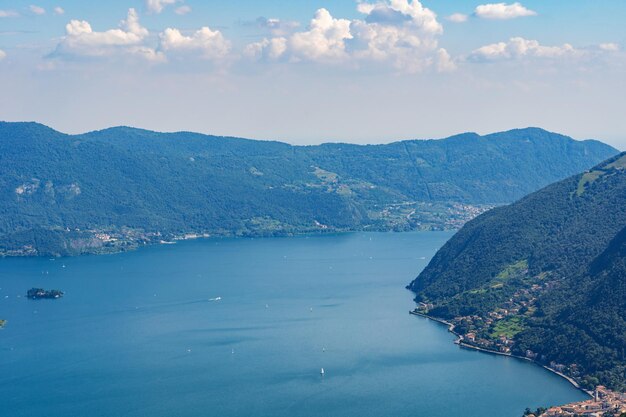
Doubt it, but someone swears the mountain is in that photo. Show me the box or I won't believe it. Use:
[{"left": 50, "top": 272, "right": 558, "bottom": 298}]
[
  {"left": 409, "top": 153, "right": 626, "bottom": 390},
  {"left": 0, "top": 121, "right": 617, "bottom": 256}
]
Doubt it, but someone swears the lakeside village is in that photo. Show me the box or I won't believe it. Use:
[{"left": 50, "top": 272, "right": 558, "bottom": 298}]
[
  {"left": 525, "top": 387, "right": 626, "bottom": 417},
  {"left": 414, "top": 290, "right": 626, "bottom": 417},
  {"left": 0, "top": 202, "right": 493, "bottom": 257}
]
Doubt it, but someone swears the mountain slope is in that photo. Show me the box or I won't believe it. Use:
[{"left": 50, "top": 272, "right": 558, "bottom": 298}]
[
  {"left": 0, "top": 121, "right": 617, "bottom": 256},
  {"left": 409, "top": 153, "right": 626, "bottom": 390},
  {"left": 514, "top": 225, "right": 626, "bottom": 390}
]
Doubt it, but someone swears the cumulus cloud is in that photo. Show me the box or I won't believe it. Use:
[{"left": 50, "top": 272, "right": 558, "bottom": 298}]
[
  {"left": 245, "top": 0, "right": 452, "bottom": 73},
  {"left": 159, "top": 27, "right": 231, "bottom": 60},
  {"left": 468, "top": 37, "right": 581, "bottom": 62},
  {"left": 29, "top": 5, "right": 46, "bottom": 15},
  {"left": 52, "top": 8, "right": 163, "bottom": 61},
  {"left": 145, "top": 0, "right": 180, "bottom": 14},
  {"left": 53, "top": 7, "right": 65, "bottom": 15},
  {"left": 289, "top": 8, "right": 352, "bottom": 62},
  {"left": 0, "top": 9, "right": 19, "bottom": 17},
  {"left": 244, "top": 37, "right": 288, "bottom": 61},
  {"left": 447, "top": 13, "right": 468, "bottom": 23},
  {"left": 474, "top": 2, "right": 536, "bottom": 20},
  {"left": 0, "top": 49, "right": 6, "bottom": 60},
  {"left": 174, "top": 5, "right": 191, "bottom": 15},
  {"left": 349, "top": 1, "right": 444, "bottom": 72},
  {"left": 357, "top": 0, "right": 442, "bottom": 34}
]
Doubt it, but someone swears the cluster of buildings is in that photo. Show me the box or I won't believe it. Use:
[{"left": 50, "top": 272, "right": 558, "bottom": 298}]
[
  {"left": 538, "top": 386, "right": 626, "bottom": 417},
  {"left": 416, "top": 273, "right": 578, "bottom": 372},
  {"left": 444, "top": 203, "right": 494, "bottom": 229},
  {"left": 377, "top": 201, "right": 495, "bottom": 231}
]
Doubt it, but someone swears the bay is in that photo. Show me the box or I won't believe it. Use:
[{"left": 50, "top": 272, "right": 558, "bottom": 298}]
[{"left": 0, "top": 232, "right": 587, "bottom": 417}]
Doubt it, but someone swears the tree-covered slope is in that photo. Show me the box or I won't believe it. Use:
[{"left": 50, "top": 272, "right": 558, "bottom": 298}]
[
  {"left": 409, "top": 153, "right": 626, "bottom": 389},
  {"left": 0, "top": 121, "right": 617, "bottom": 256},
  {"left": 514, "top": 225, "right": 626, "bottom": 390}
]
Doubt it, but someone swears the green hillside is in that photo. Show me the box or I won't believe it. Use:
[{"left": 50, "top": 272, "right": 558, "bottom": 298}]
[
  {"left": 409, "top": 153, "right": 626, "bottom": 390},
  {"left": 0, "top": 121, "right": 617, "bottom": 257}
]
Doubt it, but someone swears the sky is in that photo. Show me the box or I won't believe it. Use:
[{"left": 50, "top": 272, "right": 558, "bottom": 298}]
[{"left": 0, "top": 0, "right": 625, "bottom": 148}]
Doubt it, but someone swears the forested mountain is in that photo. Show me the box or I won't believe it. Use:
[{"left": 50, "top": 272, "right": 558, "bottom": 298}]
[
  {"left": 0, "top": 121, "right": 617, "bottom": 256},
  {"left": 409, "top": 153, "right": 626, "bottom": 390}
]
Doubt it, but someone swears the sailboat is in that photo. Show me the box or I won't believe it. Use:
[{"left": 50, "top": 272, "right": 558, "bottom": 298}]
[{"left": 320, "top": 368, "right": 325, "bottom": 376}]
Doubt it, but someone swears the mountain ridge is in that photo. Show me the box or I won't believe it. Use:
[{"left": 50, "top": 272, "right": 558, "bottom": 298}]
[
  {"left": 1, "top": 121, "right": 613, "bottom": 149},
  {"left": 0, "top": 121, "right": 618, "bottom": 257}
]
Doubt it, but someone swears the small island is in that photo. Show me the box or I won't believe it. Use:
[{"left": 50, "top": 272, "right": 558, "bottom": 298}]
[{"left": 27, "top": 288, "right": 64, "bottom": 300}]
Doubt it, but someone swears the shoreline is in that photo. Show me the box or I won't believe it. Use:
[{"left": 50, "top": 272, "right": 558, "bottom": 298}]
[
  {"left": 1, "top": 229, "right": 456, "bottom": 259},
  {"left": 409, "top": 310, "right": 593, "bottom": 397}
]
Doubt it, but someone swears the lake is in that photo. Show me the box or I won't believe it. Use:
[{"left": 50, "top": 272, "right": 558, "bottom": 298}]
[{"left": 0, "top": 232, "right": 587, "bottom": 417}]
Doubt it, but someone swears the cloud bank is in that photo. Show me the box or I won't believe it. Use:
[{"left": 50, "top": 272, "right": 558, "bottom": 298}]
[
  {"left": 245, "top": 0, "right": 452, "bottom": 73},
  {"left": 44, "top": 2, "right": 620, "bottom": 75}
]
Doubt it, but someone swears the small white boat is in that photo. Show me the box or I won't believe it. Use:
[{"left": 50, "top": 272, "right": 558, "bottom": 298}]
[{"left": 320, "top": 368, "right": 325, "bottom": 376}]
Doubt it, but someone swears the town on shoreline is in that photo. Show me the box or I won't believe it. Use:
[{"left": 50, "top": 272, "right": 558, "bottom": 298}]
[
  {"left": 410, "top": 310, "right": 626, "bottom": 417},
  {"left": 524, "top": 386, "right": 626, "bottom": 417}
]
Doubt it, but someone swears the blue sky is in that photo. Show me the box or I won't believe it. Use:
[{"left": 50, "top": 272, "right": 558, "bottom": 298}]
[{"left": 1, "top": 0, "right": 625, "bottom": 147}]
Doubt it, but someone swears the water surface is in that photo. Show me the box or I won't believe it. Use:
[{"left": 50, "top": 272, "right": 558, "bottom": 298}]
[{"left": 0, "top": 232, "right": 587, "bottom": 417}]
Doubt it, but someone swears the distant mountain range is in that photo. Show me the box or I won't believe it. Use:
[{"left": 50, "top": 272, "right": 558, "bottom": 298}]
[
  {"left": 0, "top": 121, "right": 617, "bottom": 256},
  {"left": 409, "top": 152, "right": 626, "bottom": 390}
]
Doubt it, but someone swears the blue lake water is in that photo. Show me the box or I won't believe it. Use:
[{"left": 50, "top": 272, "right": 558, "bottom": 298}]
[{"left": 0, "top": 232, "right": 587, "bottom": 417}]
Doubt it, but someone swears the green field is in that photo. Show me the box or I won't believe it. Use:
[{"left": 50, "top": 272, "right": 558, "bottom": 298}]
[{"left": 490, "top": 316, "right": 526, "bottom": 339}]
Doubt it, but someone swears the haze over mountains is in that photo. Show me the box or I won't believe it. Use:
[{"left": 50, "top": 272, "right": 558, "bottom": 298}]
[
  {"left": 409, "top": 153, "right": 626, "bottom": 390},
  {"left": 0, "top": 121, "right": 617, "bottom": 256}
]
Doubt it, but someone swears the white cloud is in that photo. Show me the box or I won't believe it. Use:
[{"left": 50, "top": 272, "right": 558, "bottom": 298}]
[
  {"left": 474, "top": 2, "right": 536, "bottom": 20},
  {"left": 350, "top": 0, "right": 445, "bottom": 72},
  {"left": 357, "top": 0, "right": 442, "bottom": 34},
  {"left": 436, "top": 48, "right": 456, "bottom": 72},
  {"left": 29, "top": 5, "right": 46, "bottom": 15},
  {"left": 53, "top": 6, "right": 65, "bottom": 15},
  {"left": 159, "top": 27, "right": 231, "bottom": 60},
  {"left": 468, "top": 37, "right": 580, "bottom": 62},
  {"left": 244, "top": 37, "right": 288, "bottom": 61},
  {"left": 447, "top": 13, "right": 468, "bottom": 23},
  {"left": 174, "top": 5, "right": 191, "bottom": 15},
  {"left": 0, "top": 50, "right": 6, "bottom": 60},
  {"left": 53, "top": 9, "right": 163, "bottom": 61},
  {"left": 145, "top": 0, "right": 180, "bottom": 14},
  {"left": 599, "top": 43, "right": 620, "bottom": 52},
  {"left": 289, "top": 8, "right": 352, "bottom": 62},
  {"left": 0, "top": 10, "right": 19, "bottom": 18},
  {"left": 245, "top": 0, "right": 450, "bottom": 73}
]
